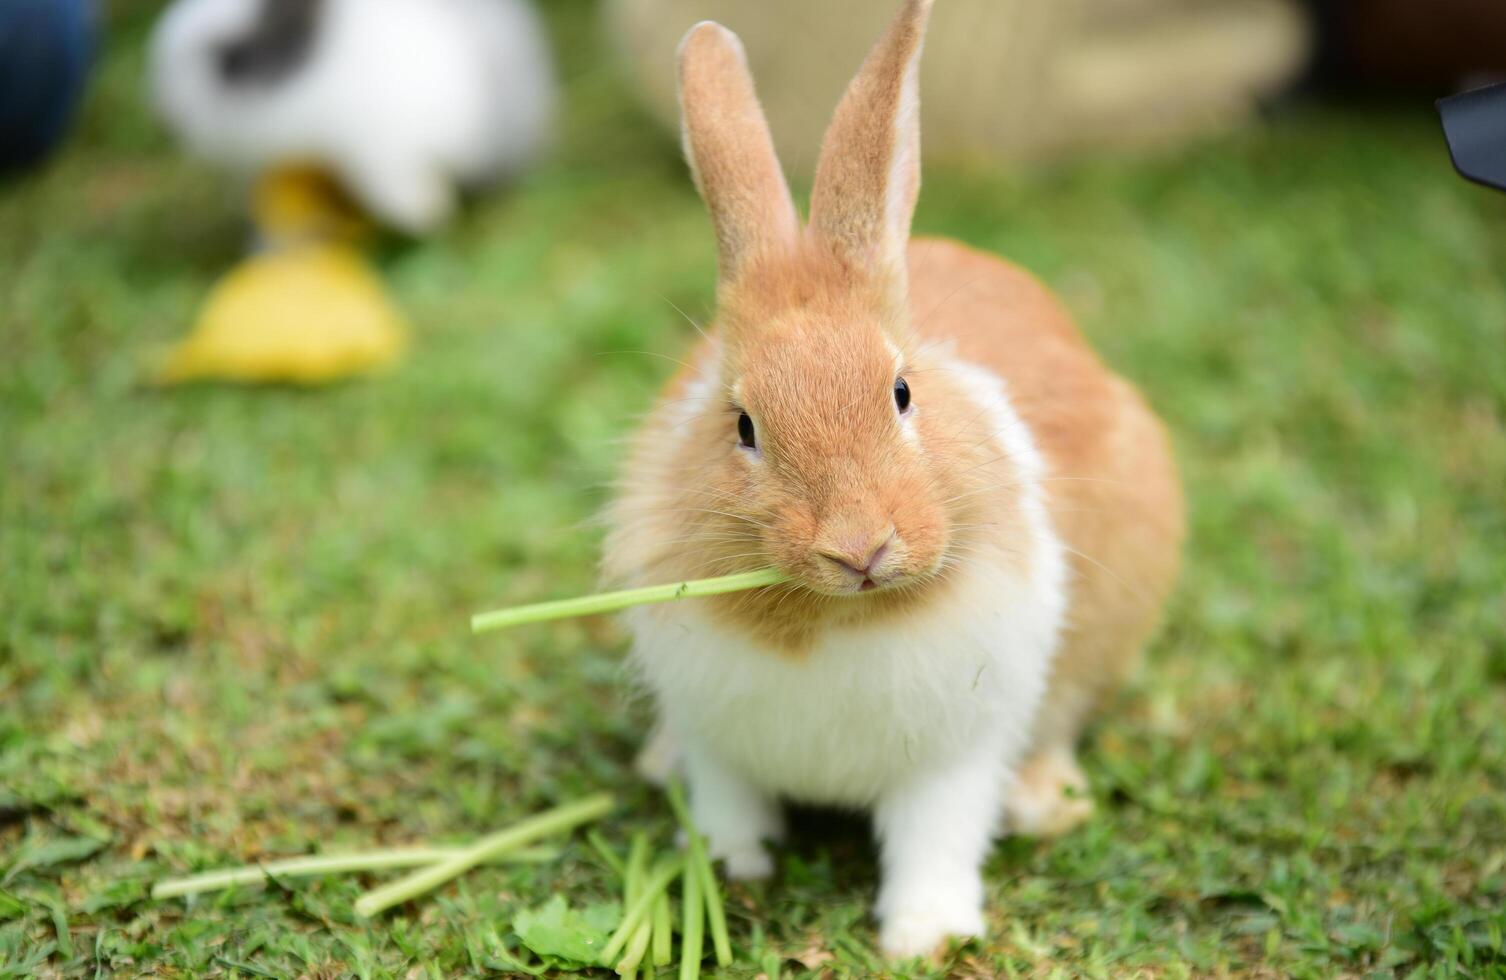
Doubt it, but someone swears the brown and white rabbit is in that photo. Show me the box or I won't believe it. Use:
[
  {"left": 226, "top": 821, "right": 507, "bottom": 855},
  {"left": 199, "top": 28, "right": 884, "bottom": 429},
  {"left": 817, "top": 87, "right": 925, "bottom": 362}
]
[{"left": 603, "top": 0, "right": 1184, "bottom": 957}]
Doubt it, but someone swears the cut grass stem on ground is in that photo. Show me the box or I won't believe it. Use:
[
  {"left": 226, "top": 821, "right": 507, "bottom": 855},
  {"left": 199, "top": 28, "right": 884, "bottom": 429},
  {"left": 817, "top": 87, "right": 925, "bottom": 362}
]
[
  {"left": 588, "top": 829, "right": 626, "bottom": 879},
  {"left": 600, "top": 857, "right": 684, "bottom": 966},
  {"left": 617, "top": 912, "right": 653, "bottom": 979},
  {"left": 651, "top": 892, "right": 674, "bottom": 967},
  {"left": 668, "top": 780, "right": 734, "bottom": 967},
  {"left": 616, "top": 832, "right": 653, "bottom": 978},
  {"left": 679, "top": 848, "right": 705, "bottom": 980},
  {"left": 151, "top": 846, "right": 558, "bottom": 899},
  {"left": 352, "top": 794, "right": 613, "bottom": 917}
]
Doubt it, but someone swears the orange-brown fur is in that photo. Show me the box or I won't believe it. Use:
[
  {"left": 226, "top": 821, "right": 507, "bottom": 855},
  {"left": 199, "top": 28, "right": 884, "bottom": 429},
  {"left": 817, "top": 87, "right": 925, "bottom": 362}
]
[
  {"left": 604, "top": 0, "right": 1184, "bottom": 840},
  {"left": 609, "top": 237, "right": 1184, "bottom": 702},
  {"left": 905, "top": 236, "right": 1186, "bottom": 753}
]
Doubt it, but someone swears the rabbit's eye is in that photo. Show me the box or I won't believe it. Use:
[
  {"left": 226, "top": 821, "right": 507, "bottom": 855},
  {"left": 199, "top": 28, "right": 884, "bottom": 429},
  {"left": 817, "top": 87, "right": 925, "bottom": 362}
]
[
  {"left": 894, "top": 377, "right": 912, "bottom": 413},
  {"left": 738, "top": 412, "right": 757, "bottom": 449}
]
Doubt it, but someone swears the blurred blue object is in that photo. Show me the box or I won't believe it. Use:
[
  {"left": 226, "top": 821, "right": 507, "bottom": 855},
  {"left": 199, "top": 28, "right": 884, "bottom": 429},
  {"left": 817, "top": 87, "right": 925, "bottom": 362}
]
[
  {"left": 0, "top": 0, "right": 96, "bottom": 173},
  {"left": 1439, "top": 82, "right": 1506, "bottom": 193}
]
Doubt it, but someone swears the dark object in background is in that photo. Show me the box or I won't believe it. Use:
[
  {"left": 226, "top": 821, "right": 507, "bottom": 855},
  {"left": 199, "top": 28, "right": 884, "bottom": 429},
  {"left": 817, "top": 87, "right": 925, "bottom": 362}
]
[
  {"left": 1439, "top": 83, "right": 1506, "bottom": 193},
  {"left": 1308, "top": 0, "right": 1506, "bottom": 92},
  {"left": 217, "top": 0, "right": 324, "bottom": 88},
  {"left": 0, "top": 0, "right": 96, "bottom": 173}
]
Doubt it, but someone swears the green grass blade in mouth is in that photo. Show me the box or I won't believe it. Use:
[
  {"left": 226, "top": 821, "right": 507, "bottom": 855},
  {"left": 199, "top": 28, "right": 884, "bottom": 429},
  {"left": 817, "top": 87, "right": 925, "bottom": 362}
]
[{"left": 471, "top": 568, "right": 788, "bottom": 634}]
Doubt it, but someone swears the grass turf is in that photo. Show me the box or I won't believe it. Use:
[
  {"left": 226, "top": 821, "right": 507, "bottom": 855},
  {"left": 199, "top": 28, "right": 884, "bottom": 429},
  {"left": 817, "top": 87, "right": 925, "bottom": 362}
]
[{"left": 3, "top": 2, "right": 1504, "bottom": 977}]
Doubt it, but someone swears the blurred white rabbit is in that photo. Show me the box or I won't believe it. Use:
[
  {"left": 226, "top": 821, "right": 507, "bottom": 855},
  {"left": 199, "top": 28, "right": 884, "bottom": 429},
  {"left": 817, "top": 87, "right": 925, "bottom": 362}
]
[{"left": 150, "top": 0, "right": 558, "bottom": 233}]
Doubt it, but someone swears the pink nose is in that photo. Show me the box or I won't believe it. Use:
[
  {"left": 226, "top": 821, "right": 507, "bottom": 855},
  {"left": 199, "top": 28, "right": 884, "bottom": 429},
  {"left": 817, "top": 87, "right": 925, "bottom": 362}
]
[{"left": 818, "top": 532, "right": 894, "bottom": 577}]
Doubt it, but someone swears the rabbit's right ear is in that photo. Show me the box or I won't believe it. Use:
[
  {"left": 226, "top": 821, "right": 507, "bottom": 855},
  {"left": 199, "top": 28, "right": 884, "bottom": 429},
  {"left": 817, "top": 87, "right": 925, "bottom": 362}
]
[{"left": 678, "top": 22, "right": 799, "bottom": 285}]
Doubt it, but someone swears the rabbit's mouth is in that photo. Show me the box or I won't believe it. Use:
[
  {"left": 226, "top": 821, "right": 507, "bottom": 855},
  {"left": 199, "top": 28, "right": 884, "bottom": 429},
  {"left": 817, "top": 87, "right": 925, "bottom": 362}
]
[
  {"left": 806, "top": 564, "right": 897, "bottom": 596},
  {"left": 856, "top": 569, "right": 916, "bottom": 594},
  {"left": 830, "top": 568, "right": 911, "bottom": 597},
  {"left": 797, "top": 570, "right": 894, "bottom": 597}
]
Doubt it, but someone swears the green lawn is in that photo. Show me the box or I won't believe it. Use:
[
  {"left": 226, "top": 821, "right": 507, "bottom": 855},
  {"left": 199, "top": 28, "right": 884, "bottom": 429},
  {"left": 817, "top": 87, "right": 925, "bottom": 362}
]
[{"left": 4, "top": 3, "right": 1505, "bottom": 977}]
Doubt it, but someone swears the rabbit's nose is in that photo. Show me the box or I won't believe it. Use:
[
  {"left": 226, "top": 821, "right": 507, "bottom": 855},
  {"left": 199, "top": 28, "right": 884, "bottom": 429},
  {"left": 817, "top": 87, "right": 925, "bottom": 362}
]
[{"left": 818, "top": 530, "right": 894, "bottom": 578}]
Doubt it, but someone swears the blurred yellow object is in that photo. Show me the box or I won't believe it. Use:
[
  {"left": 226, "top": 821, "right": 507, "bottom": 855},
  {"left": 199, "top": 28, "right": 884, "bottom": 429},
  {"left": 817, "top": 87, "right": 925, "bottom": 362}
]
[
  {"left": 158, "top": 242, "right": 407, "bottom": 385},
  {"left": 254, "top": 165, "right": 375, "bottom": 244},
  {"left": 158, "top": 167, "right": 407, "bottom": 386}
]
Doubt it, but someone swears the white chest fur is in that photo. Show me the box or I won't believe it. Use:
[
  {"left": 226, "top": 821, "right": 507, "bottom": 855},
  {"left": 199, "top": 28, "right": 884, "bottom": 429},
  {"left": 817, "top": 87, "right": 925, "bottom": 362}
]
[
  {"left": 628, "top": 548, "right": 1062, "bottom": 806},
  {"left": 627, "top": 354, "right": 1068, "bottom": 808}
]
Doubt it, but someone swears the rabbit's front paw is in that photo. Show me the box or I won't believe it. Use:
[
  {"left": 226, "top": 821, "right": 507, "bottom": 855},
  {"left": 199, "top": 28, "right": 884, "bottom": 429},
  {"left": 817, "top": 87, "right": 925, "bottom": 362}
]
[
  {"left": 675, "top": 828, "right": 775, "bottom": 880},
  {"left": 720, "top": 842, "right": 774, "bottom": 880},
  {"left": 680, "top": 747, "right": 784, "bottom": 880},
  {"left": 1006, "top": 747, "right": 1093, "bottom": 838},
  {"left": 634, "top": 725, "right": 680, "bottom": 786},
  {"left": 877, "top": 892, "right": 984, "bottom": 959}
]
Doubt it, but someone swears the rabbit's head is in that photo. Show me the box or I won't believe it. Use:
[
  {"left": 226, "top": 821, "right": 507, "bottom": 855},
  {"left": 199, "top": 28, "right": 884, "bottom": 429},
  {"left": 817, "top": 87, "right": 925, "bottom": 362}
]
[{"left": 661, "top": 1, "right": 1036, "bottom": 603}]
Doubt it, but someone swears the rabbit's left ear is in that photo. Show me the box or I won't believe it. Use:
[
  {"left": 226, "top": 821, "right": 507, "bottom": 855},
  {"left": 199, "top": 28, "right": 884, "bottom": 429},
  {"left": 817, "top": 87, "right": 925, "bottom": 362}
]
[
  {"left": 808, "top": 0, "right": 934, "bottom": 277},
  {"left": 679, "top": 21, "right": 800, "bottom": 286}
]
